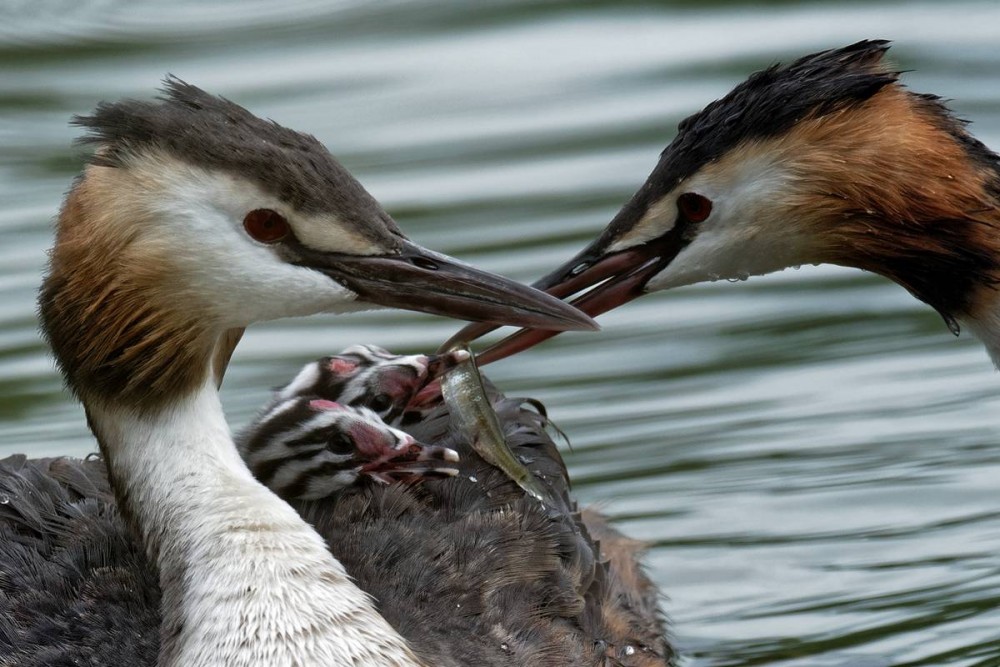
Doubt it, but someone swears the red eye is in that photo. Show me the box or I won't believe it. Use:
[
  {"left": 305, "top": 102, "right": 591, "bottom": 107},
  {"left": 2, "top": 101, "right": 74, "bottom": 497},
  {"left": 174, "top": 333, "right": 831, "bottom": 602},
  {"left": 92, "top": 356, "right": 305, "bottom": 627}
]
[
  {"left": 677, "top": 192, "right": 713, "bottom": 223},
  {"left": 243, "top": 209, "right": 290, "bottom": 244}
]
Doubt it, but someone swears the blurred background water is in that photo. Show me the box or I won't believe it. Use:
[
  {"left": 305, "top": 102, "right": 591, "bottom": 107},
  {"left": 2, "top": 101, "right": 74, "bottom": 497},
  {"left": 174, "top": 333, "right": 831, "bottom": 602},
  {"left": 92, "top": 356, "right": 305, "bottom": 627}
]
[{"left": 2, "top": 1, "right": 999, "bottom": 665}]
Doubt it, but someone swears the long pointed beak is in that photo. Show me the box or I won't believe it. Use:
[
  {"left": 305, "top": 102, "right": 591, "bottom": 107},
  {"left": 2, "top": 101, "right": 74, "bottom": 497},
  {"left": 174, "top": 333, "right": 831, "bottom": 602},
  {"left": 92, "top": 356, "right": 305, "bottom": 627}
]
[
  {"left": 309, "top": 239, "right": 599, "bottom": 332},
  {"left": 442, "top": 226, "right": 688, "bottom": 364}
]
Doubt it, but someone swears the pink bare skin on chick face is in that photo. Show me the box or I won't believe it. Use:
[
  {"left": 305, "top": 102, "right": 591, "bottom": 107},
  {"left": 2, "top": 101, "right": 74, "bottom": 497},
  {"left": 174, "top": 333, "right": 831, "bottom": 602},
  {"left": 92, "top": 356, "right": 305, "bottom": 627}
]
[
  {"left": 237, "top": 345, "right": 464, "bottom": 501},
  {"left": 282, "top": 344, "right": 464, "bottom": 423},
  {"left": 308, "top": 399, "right": 460, "bottom": 487}
]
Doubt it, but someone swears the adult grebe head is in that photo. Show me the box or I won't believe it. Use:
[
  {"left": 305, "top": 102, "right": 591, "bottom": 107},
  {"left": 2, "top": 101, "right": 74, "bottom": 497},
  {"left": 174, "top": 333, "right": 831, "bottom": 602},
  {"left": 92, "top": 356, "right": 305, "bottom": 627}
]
[
  {"left": 462, "top": 40, "right": 1000, "bottom": 365},
  {"left": 34, "top": 79, "right": 595, "bottom": 667}
]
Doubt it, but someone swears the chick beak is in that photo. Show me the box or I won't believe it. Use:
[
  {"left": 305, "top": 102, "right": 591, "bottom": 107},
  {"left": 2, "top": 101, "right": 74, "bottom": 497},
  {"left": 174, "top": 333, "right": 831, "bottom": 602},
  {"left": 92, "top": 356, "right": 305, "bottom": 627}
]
[{"left": 309, "top": 239, "right": 599, "bottom": 332}]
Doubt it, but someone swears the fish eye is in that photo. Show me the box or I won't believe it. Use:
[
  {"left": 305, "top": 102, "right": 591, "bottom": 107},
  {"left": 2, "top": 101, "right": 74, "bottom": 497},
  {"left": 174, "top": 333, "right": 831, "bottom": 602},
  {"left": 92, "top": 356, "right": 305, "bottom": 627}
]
[
  {"left": 677, "top": 192, "right": 713, "bottom": 223},
  {"left": 244, "top": 208, "right": 290, "bottom": 244}
]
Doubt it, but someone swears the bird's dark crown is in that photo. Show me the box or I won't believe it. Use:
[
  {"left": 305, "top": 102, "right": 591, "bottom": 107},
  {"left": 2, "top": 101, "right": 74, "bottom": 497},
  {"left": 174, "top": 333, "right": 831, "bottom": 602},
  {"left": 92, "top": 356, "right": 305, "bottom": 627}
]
[
  {"left": 671, "top": 41, "right": 896, "bottom": 171},
  {"left": 660, "top": 39, "right": 1000, "bottom": 191},
  {"left": 73, "top": 78, "right": 402, "bottom": 243},
  {"left": 601, "top": 40, "right": 902, "bottom": 241}
]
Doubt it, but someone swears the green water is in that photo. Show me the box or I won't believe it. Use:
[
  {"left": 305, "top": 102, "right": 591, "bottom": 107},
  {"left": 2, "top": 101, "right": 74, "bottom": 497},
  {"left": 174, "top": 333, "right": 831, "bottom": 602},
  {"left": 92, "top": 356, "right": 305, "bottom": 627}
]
[{"left": 2, "top": 1, "right": 999, "bottom": 664}]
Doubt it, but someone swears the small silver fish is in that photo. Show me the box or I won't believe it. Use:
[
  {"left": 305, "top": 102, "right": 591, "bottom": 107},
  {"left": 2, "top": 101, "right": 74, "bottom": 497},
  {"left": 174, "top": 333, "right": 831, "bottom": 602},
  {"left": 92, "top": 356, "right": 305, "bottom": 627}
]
[{"left": 441, "top": 343, "right": 547, "bottom": 503}]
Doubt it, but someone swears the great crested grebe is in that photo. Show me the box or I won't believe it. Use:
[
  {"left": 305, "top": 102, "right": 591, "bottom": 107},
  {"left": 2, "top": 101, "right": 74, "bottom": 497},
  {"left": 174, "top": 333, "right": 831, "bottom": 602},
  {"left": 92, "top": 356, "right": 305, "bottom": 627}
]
[
  {"left": 461, "top": 40, "right": 1000, "bottom": 372},
  {"left": 0, "top": 347, "right": 672, "bottom": 667},
  {"left": 0, "top": 80, "right": 600, "bottom": 666}
]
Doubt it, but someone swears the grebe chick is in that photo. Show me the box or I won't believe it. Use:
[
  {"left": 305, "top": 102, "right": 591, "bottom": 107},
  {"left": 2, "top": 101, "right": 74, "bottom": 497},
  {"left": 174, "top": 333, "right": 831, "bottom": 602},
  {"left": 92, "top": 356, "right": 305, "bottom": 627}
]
[
  {"left": 238, "top": 346, "right": 465, "bottom": 500},
  {"left": 246, "top": 347, "right": 674, "bottom": 666}
]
